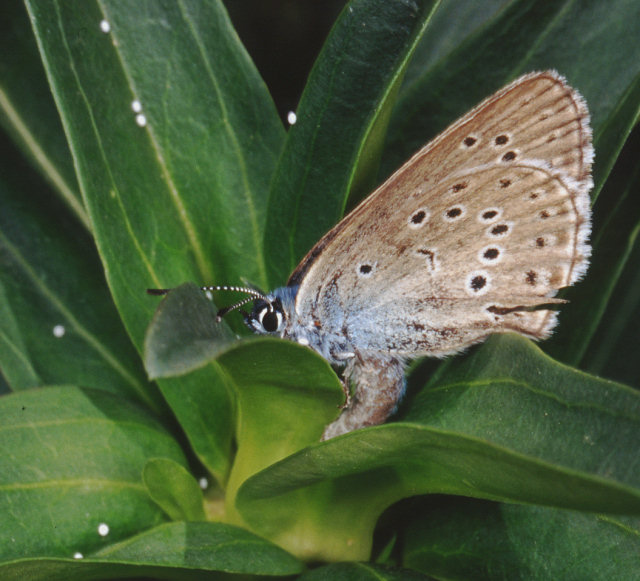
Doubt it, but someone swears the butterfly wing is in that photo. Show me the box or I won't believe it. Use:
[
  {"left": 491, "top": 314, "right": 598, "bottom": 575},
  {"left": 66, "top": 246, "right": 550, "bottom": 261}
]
[{"left": 289, "top": 71, "right": 592, "bottom": 358}]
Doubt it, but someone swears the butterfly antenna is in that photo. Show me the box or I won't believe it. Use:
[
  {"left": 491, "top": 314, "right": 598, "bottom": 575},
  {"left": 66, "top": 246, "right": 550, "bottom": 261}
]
[
  {"left": 214, "top": 296, "right": 255, "bottom": 321},
  {"left": 200, "top": 285, "right": 271, "bottom": 322},
  {"left": 147, "top": 285, "right": 270, "bottom": 321}
]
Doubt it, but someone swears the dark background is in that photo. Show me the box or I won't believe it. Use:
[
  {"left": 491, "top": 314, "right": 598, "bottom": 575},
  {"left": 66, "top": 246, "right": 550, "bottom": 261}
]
[{"left": 223, "top": 1, "right": 347, "bottom": 119}]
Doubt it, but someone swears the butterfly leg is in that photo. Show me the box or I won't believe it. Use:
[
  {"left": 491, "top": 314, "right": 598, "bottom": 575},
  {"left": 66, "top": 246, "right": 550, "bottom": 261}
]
[{"left": 321, "top": 354, "right": 405, "bottom": 440}]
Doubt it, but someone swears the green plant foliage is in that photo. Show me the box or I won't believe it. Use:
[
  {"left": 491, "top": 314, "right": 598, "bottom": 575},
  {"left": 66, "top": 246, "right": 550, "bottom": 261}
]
[
  {"left": 144, "top": 283, "right": 237, "bottom": 379},
  {"left": 1, "top": 0, "right": 639, "bottom": 579},
  {"left": 143, "top": 458, "right": 207, "bottom": 522},
  {"left": 0, "top": 386, "right": 185, "bottom": 560},
  {"left": 0, "top": 522, "right": 303, "bottom": 580},
  {"left": 402, "top": 497, "right": 640, "bottom": 581},
  {"left": 298, "top": 562, "right": 434, "bottom": 580}
]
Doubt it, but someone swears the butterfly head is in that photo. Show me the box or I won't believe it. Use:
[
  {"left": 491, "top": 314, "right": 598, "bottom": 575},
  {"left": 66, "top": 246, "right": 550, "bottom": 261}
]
[
  {"left": 244, "top": 296, "right": 286, "bottom": 335},
  {"left": 148, "top": 284, "right": 298, "bottom": 337},
  {"left": 197, "top": 284, "right": 298, "bottom": 337}
]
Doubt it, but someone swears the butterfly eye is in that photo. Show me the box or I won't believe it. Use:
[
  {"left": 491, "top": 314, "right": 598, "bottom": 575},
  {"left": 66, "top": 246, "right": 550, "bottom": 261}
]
[{"left": 259, "top": 307, "right": 283, "bottom": 333}]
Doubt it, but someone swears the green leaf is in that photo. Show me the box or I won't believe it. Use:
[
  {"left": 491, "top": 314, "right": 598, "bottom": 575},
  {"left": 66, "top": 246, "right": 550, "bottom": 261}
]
[
  {"left": 144, "top": 283, "right": 236, "bottom": 379},
  {"left": 401, "top": 0, "right": 512, "bottom": 85},
  {"left": 264, "top": 0, "right": 441, "bottom": 286},
  {"left": 6, "top": 0, "right": 640, "bottom": 574},
  {"left": 0, "top": 522, "right": 303, "bottom": 580},
  {"left": 93, "top": 521, "right": 302, "bottom": 575},
  {"left": 25, "top": 0, "right": 283, "bottom": 346},
  {"left": 24, "top": 0, "right": 284, "bottom": 479},
  {"left": 385, "top": 0, "right": 640, "bottom": 189},
  {"left": 236, "top": 336, "right": 640, "bottom": 561},
  {"left": 402, "top": 497, "right": 640, "bottom": 581},
  {"left": 155, "top": 365, "right": 236, "bottom": 483},
  {"left": 590, "top": 71, "right": 640, "bottom": 197},
  {"left": 403, "top": 335, "right": 640, "bottom": 489},
  {"left": 0, "top": 138, "right": 157, "bottom": 409},
  {"left": 587, "top": 228, "right": 640, "bottom": 387},
  {"left": 0, "top": 278, "right": 40, "bottom": 388},
  {"left": 0, "top": 0, "right": 86, "bottom": 229},
  {"left": 143, "top": 458, "right": 206, "bottom": 522},
  {"left": 216, "top": 338, "right": 344, "bottom": 524},
  {"left": 299, "top": 562, "right": 433, "bottom": 580},
  {"left": 144, "top": 280, "right": 344, "bottom": 520},
  {"left": 143, "top": 287, "right": 237, "bottom": 483},
  {"left": 0, "top": 386, "right": 187, "bottom": 561}
]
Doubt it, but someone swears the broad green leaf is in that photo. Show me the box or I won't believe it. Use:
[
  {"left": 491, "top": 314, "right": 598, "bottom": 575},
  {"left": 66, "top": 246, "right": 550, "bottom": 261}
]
[
  {"left": 0, "top": 522, "right": 303, "bottom": 580},
  {"left": 143, "top": 281, "right": 344, "bottom": 516},
  {"left": 0, "top": 0, "right": 86, "bottom": 229},
  {"left": 0, "top": 140, "right": 156, "bottom": 409},
  {"left": 8, "top": 0, "right": 640, "bottom": 574},
  {"left": 264, "top": 0, "right": 441, "bottom": 287},
  {"left": 216, "top": 338, "right": 343, "bottom": 524},
  {"left": 144, "top": 285, "right": 237, "bottom": 482},
  {"left": 25, "top": 0, "right": 283, "bottom": 344},
  {"left": 235, "top": 335, "right": 640, "bottom": 561},
  {"left": 0, "top": 278, "right": 40, "bottom": 389},
  {"left": 144, "top": 283, "right": 236, "bottom": 379},
  {"left": 153, "top": 364, "right": 236, "bottom": 483},
  {"left": 0, "top": 386, "right": 186, "bottom": 561},
  {"left": 143, "top": 458, "right": 206, "bottom": 522},
  {"left": 402, "top": 497, "right": 640, "bottom": 581},
  {"left": 25, "top": 0, "right": 284, "bottom": 479},
  {"left": 402, "top": 335, "right": 640, "bottom": 486},
  {"left": 401, "top": 0, "right": 512, "bottom": 85},
  {"left": 93, "top": 521, "right": 303, "bottom": 575},
  {"left": 299, "top": 562, "right": 433, "bottom": 580},
  {"left": 384, "top": 0, "right": 640, "bottom": 189}
]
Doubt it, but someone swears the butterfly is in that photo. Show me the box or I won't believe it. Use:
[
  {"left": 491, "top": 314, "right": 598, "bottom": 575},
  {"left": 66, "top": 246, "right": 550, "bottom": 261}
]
[{"left": 150, "top": 71, "right": 592, "bottom": 440}]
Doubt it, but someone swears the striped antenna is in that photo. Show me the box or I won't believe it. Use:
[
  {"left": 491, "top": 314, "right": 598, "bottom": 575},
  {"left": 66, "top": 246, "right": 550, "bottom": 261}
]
[
  {"left": 147, "top": 285, "right": 271, "bottom": 322},
  {"left": 200, "top": 285, "right": 268, "bottom": 300},
  {"left": 201, "top": 286, "right": 271, "bottom": 321}
]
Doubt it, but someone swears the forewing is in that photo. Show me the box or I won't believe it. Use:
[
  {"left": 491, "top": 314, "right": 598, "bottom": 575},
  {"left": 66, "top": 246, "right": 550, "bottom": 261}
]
[{"left": 289, "top": 71, "right": 592, "bottom": 354}]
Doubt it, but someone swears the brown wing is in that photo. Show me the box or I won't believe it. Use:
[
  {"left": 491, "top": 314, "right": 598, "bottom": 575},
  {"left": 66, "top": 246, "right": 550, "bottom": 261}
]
[{"left": 289, "top": 71, "right": 592, "bottom": 353}]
